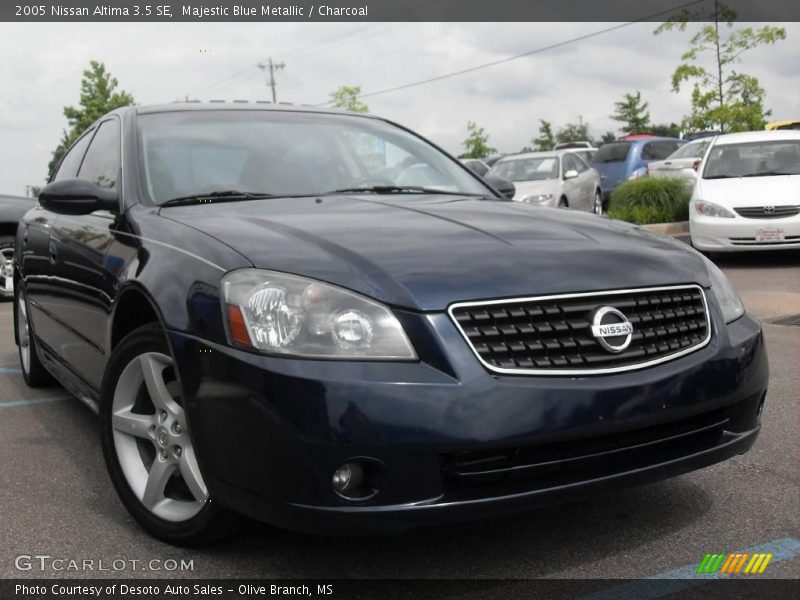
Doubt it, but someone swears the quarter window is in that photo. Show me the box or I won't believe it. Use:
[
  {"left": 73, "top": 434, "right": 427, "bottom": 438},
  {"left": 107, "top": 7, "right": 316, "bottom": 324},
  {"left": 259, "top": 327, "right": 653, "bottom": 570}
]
[
  {"left": 53, "top": 130, "right": 94, "bottom": 181},
  {"left": 78, "top": 119, "right": 121, "bottom": 189}
]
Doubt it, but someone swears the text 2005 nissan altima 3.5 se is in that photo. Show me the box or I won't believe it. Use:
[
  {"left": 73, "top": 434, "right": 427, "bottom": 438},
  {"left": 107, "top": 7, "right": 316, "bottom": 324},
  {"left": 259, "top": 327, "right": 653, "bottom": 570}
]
[{"left": 13, "top": 104, "right": 767, "bottom": 545}]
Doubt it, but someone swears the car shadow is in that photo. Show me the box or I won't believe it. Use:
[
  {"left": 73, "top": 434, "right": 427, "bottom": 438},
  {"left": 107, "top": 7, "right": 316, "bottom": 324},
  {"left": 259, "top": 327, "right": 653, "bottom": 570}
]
[{"left": 710, "top": 248, "right": 800, "bottom": 269}]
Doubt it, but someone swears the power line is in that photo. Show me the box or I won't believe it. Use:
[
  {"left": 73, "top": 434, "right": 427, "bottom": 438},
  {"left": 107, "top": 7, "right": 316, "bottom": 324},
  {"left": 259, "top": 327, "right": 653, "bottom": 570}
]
[{"left": 314, "top": 0, "right": 706, "bottom": 105}]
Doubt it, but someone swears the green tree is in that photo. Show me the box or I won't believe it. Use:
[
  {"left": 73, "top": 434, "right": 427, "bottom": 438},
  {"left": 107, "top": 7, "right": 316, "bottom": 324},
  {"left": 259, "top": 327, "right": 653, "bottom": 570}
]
[
  {"left": 461, "top": 121, "right": 496, "bottom": 159},
  {"left": 49, "top": 61, "right": 134, "bottom": 177},
  {"left": 655, "top": 1, "right": 785, "bottom": 133},
  {"left": 649, "top": 122, "right": 682, "bottom": 138},
  {"left": 329, "top": 85, "right": 369, "bottom": 113},
  {"left": 532, "top": 119, "right": 555, "bottom": 151},
  {"left": 611, "top": 91, "right": 651, "bottom": 134},
  {"left": 598, "top": 131, "right": 618, "bottom": 145},
  {"left": 556, "top": 119, "right": 590, "bottom": 145}
]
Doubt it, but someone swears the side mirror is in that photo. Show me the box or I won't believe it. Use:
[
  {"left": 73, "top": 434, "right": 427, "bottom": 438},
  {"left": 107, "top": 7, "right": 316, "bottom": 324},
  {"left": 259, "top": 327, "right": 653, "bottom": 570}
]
[
  {"left": 563, "top": 169, "right": 579, "bottom": 180},
  {"left": 484, "top": 174, "right": 516, "bottom": 199},
  {"left": 39, "top": 179, "right": 118, "bottom": 215}
]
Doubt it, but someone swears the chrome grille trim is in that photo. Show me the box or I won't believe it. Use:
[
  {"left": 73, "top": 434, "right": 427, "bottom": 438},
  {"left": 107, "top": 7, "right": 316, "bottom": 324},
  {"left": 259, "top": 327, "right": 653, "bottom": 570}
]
[
  {"left": 733, "top": 205, "right": 800, "bottom": 219},
  {"left": 448, "top": 284, "right": 712, "bottom": 376}
]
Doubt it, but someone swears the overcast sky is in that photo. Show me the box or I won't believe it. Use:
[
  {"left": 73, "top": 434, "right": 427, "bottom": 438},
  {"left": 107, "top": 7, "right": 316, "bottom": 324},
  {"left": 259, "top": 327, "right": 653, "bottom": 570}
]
[{"left": 0, "top": 21, "right": 798, "bottom": 196}]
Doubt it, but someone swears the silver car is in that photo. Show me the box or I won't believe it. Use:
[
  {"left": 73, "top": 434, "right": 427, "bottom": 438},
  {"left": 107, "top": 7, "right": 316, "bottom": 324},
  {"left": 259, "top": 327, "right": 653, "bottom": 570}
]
[
  {"left": 647, "top": 138, "right": 713, "bottom": 184},
  {"left": 488, "top": 150, "right": 604, "bottom": 215}
]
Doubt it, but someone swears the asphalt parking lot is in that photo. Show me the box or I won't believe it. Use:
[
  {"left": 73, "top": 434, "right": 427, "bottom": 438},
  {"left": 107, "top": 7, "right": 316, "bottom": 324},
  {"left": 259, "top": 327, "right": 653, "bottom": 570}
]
[{"left": 0, "top": 250, "right": 798, "bottom": 582}]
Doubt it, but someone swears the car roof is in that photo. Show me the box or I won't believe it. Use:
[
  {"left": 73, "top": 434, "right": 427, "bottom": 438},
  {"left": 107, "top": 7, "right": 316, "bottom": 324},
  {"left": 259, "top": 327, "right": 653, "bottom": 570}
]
[
  {"left": 497, "top": 149, "right": 582, "bottom": 162},
  {"left": 713, "top": 130, "right": 800, "bottom": 145}
]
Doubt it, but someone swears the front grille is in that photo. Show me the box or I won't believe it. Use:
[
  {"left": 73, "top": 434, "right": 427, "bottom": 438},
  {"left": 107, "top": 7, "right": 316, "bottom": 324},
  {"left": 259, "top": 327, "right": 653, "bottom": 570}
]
[
  {"left": 443, "top": 409, "right": 728, "bottom": 490},
  {"left": 734, "top": 205, "right": 800, "bottom": 219},
  {"left": 449, "top": 285, "right": 710, "bottom": 375}
]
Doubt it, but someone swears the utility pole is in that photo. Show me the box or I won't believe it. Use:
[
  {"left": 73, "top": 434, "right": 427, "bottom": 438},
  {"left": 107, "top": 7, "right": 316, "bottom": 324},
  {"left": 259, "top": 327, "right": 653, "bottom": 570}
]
[{"left": 258, "top": 58, "right": 285, "bottom": 103}]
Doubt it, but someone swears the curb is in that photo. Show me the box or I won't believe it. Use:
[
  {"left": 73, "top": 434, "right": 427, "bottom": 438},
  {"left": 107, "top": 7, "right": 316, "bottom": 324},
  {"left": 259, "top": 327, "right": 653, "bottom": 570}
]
[{"left": 641, "top": 221, "right": 691, "bottom": 245}]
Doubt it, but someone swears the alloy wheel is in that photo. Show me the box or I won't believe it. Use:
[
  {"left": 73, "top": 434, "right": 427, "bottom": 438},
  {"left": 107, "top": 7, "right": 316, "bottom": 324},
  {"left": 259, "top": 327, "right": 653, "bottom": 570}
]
[
  {"left": 0, "top": 247, "right": 13, "bottom": 296},
  {"left": 111, "top": 352, "right": 209, "bottom": 522},
  {"left": 593, "top": 192, "right": 603, "bottom": 216},
  {"left": 17, "top": 292, "right": 30, "bottom": 374}
]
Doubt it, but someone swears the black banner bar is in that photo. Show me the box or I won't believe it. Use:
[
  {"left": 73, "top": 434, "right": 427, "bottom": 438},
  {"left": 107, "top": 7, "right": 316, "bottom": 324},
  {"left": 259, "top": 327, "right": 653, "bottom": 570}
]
[
  {"left": 2, "top": 579, "right": 799, "bottom": 600},
  {"left": 4, "top": 0, "right": 800, "bottom": 22}
]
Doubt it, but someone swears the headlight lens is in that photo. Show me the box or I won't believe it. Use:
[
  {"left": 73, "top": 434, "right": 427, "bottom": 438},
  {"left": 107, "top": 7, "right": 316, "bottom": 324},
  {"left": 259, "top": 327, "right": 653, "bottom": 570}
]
[
  {"left": 694, "top": 200, "right": 735, "bottom": 218},
  {"left": 222, "top": 270, "right": 416, "bottom": 359},
  {"left": 704, "top": 258, "right": 745, "bottom": 323},
  {"left": 520, "top": 193, "right": 553, "bottom": 204}
]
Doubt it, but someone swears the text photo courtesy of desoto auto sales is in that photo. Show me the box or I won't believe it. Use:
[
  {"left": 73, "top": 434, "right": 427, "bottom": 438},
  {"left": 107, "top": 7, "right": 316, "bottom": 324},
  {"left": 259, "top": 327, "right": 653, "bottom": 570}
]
[{"left": 0, "top": 1, "right": 798, "bottom": 599}]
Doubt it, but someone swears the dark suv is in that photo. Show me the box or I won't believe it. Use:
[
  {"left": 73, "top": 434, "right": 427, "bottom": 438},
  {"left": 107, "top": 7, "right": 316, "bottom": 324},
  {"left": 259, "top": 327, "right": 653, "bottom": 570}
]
[{"left": 13, "top": 104, "right": 767, "bottom": 544}]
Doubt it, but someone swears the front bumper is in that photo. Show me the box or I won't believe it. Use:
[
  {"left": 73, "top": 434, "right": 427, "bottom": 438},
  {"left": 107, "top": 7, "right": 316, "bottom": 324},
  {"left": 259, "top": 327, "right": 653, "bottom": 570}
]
[
  {"left": 170, "top": 307, "right": 767, "bottom": 534},
  {"left": 690, "top": 213, "right": 800, "bottom": 251}
]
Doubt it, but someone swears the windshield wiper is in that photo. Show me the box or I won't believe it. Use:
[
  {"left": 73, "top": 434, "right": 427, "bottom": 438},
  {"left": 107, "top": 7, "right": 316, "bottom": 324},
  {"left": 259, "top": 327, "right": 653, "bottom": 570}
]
[
  {"left": 160, "top": 190, "right": 277, "bottom": 207},
  {"left": 741, "top": 171, "right": 795, "bottom": 177},
  {"left": 325, "top": 185, "right": 486, "bottom": 196}
]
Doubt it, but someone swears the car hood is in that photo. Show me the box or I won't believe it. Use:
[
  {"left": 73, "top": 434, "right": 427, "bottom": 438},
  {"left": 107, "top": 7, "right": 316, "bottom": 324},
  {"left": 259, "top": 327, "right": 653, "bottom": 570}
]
[
  {"left": 696, "top": 175, "right": 800, "bottom": 207},
  {"left": 511, "top": 179, "right": 560, "bottom": 201},
  {"left": 162, "top": 195, "right": 710, "bottom": 311}
]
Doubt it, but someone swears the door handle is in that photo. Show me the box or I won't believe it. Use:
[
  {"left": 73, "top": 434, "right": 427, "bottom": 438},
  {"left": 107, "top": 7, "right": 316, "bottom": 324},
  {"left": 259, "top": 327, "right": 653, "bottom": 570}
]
[{"left": 49, "top": 241, "right": 58, "bottom": 265}]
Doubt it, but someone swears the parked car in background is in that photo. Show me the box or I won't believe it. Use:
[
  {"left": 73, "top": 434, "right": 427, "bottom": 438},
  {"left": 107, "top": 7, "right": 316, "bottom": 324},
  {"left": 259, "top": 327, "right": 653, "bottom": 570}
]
[
  {"left": 592, "top": 137, "right": 684, "bottom": 202},
  {"left": 461, "top": 158, "right": 490, "bottom": 177},
  {"left": 14, "top": 103, "right": 766, "bottom": 544},
  {"left": 1, "top": 194, "right": 33, "bottom": 299},
  {"left": 765, "top": 120, "right": 800, "bottom": 131},
  {"left": 489, "top": 150, "right": 604, "bottom": 214},
  {"left": 572, "top": 148, "right": 597, "bottom": 164},
  {"left": 690, "top": 130, "right": 800, "bottom": 252},
  {"left": 554, "top": 141, "right": 593, "bottom": 150},
  {"left": 648, "top": 138, "right": 713, "bottom": 185}
]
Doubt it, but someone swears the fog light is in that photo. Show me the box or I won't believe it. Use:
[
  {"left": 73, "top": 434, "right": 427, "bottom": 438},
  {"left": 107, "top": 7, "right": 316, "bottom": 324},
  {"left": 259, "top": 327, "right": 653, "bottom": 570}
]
[{"left": 332, "top": 463, "right": 364, "bottom": 494}]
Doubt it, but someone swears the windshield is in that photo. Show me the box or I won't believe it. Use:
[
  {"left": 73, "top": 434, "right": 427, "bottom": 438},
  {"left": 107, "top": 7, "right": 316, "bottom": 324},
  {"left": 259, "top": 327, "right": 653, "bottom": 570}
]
[
  {"left": 136, "top": 110, "right": 491, "bottom": 204},
  {"left": 703, "top": 140, "right": 800, "bottom": 179},
  {"left": 592, "top": 142, "right": 631, "bottom": 164},
  {"left": 489, "top": 156, "right": 559, "bottom": 181},
  {"left": 668, "top": 140, "right": 709, "bottom": 160}
]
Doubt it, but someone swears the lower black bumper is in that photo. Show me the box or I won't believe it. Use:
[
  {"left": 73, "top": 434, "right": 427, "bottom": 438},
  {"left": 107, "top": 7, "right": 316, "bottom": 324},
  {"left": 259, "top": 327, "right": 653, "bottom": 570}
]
[{"left": 169, "top": 310, "right": 768, "bottom": 534}]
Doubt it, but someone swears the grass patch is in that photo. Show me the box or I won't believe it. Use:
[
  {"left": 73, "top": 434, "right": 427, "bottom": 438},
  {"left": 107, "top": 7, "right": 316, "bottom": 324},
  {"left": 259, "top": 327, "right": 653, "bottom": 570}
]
[{"left": 607, "top": 177, "right": 691, "bottom": 224}]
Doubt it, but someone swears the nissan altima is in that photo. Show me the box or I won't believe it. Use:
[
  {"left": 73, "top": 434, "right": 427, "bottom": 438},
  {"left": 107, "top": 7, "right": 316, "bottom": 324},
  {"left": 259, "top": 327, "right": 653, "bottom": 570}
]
[{"left": 13, "top": 104, "right": 768, "bottom": 545}]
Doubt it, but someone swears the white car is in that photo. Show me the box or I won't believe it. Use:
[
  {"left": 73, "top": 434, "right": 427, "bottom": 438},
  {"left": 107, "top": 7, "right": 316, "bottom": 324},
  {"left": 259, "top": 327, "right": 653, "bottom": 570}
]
[
  {"left": 690, "top": 130, "right": 800, "bottom": 252},
  {"left": 648, "top": 138, "right": 713, "bottom": 184},
  {"left": 488, "top": 150, "right": 604, "bottom": 215}
]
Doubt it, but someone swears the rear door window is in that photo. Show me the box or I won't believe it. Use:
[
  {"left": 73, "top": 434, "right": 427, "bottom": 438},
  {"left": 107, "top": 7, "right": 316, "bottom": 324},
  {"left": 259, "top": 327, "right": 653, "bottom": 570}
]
[
  {"left": 593, "top": 142, "right": 630, "bottom": 163},
  {"left": 642, "top": 141, "right": 682, "bottom": 160}
]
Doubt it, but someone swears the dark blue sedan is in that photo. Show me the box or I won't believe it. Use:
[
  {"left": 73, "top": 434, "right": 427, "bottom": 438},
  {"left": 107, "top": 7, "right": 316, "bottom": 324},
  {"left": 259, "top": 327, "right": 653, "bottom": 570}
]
[{"left": 13, "top": 104, "right": 767, "bottom": 544}]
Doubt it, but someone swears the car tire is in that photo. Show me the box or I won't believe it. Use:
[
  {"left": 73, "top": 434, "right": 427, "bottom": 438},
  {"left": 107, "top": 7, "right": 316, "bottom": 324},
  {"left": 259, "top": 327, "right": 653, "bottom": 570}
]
[
  {"left": 100, "top": 323, "right": 244, "bottom": 546},
  {"left": 592, "top": 190, "right": 603, "bottom": 216},
  {"left": 0, "top": 235, "right": 15, "bottom": 301},
  {"left": 558, "top": 197, "right": 568, "bottom": 208},
  {"left": 15, "top": 282, "right": 54, "bottom": 387}
]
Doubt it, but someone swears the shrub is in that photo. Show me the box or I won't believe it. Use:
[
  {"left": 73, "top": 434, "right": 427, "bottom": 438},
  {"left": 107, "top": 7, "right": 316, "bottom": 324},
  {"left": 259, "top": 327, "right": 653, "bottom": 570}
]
[{"left": 607, "top": 177, "right": 691, "bottom": 224}]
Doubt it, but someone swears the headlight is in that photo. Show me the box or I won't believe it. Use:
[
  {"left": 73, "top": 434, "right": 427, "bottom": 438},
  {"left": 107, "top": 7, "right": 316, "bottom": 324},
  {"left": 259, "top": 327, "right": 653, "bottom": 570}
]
[
  {"left": 694, "top": 200, "right": 735, "bottom": 218},
  {"left": 704, "top": 258, "right": 745, "bottom": 323},
  {"left": 520, "top": 193, "right": 553, "bottom": 204},
  {"left": 221, "top": 269, "right": 417, "bottom": 359}
]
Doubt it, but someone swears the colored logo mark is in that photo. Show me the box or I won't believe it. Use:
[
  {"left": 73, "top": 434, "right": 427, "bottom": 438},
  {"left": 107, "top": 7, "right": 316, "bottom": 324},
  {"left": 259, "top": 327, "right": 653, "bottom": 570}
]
[{"left": 697, "top": 552, "right": 773, "bottom": 574}]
